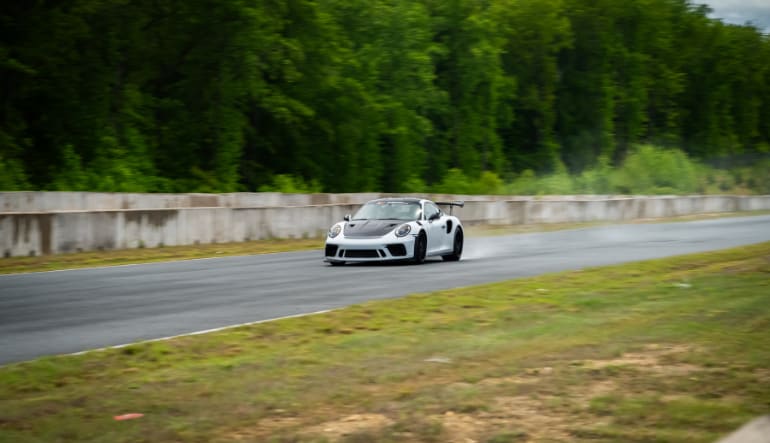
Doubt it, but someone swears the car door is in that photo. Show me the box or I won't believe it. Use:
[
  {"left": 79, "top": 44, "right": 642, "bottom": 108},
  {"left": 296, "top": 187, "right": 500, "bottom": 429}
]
[
  {"left": 435, "top": 211, "right": 453, "bottom": 252},
  {"left": 423, "top": 202, "right": 446, "bottom": 254}
]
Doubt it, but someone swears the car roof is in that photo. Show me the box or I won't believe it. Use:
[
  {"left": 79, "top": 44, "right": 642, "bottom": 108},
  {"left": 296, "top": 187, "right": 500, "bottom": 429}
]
[{"left": 366, "top": 197, "right": 425, "bottom": 204}]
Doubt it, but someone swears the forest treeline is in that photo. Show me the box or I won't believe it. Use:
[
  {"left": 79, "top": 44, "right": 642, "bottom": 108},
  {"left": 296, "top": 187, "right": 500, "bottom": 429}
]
[{"left": 1, "top": 0, "right": 769, "bottom": 194}]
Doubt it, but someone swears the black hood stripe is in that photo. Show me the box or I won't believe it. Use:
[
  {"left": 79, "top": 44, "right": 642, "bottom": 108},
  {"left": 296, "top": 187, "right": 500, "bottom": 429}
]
[{"left": 344, "top": 220, "right": 401, "bottom": 237}]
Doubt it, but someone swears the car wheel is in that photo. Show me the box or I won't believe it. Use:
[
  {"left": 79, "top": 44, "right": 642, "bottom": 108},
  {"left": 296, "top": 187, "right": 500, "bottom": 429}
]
[
  {"left": 442, "top": 228, "right": 463, "bottom": 261},
  {"left": 329, "top": 260, "right": 345, "bottom": 266},
  {"left": 412, "top": 232, "right": 427, "bottom": 264}
]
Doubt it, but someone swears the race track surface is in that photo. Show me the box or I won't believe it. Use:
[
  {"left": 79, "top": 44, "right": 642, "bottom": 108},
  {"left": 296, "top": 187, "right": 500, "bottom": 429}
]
[{"left": 2, "top": 215, "right": 769, "bottom": 365}]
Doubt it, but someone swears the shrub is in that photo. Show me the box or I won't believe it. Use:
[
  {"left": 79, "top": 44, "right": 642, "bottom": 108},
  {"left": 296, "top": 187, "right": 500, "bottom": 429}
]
[
  {"left": 611, "top": 145, "right": 698, "bottom": 194},
  {"left": 505, "top": 169, "right": 539, "bottom": 195},
  {"left": 475, "top": 171, "right": 505, "bottom": 195},
  {"left": 258, "top": 174, "right": 322, "bottom": 193},
  {"left": 0, "top": 155, "right": 30, "bottom": 191},
  {"left": 536, "top": 161, "right": 574, "bottom": 195},
  {"left": 432, "top": 168, "right": 474, "bottom": 195},
  {"left": 402, "top": 175, "right": 428, "bottom": 193},
  {"left": 575, "top": 155, "right": 612, "bottom": 194}
]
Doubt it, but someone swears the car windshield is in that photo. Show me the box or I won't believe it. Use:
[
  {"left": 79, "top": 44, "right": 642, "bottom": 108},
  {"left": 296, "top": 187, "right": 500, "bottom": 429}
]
[{"left": 352, "top": 201, "right": 421, "bottom": 221}]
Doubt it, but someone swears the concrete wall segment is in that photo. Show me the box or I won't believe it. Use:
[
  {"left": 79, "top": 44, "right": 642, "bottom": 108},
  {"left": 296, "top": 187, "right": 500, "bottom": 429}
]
[{"left": 5, "top": 191, "right": 671, "bottom": 212}]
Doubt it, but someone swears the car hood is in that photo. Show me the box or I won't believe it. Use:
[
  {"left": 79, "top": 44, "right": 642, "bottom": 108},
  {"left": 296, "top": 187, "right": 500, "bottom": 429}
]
[{"left": 344, "top": 219, "right": 402, "bottom": 237}]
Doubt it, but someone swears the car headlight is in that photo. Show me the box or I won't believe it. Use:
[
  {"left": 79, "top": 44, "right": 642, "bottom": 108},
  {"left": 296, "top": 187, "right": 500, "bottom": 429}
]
[
  {"left": 329, "top": 224, "right": 342, "bottom": 238},
  {"left": 395, "top": 224, "right": 411, "bottom": 237}
]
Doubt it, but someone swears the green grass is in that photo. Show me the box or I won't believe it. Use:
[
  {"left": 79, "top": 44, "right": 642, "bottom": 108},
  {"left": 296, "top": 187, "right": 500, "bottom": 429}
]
[
  {"left": 2, "top": 211, "right": 767, "bottom": 275},
  {"left": 2, "top": 242, "right": 769, "bottom": 442}
]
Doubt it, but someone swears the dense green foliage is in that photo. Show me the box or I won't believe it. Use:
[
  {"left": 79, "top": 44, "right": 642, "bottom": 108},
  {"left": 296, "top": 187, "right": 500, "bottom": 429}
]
[
  {"left": 1, "top": 0, "right": 769, "bottom": 193},
  {"left": 444, "top": 145, "right": 770, "bottom": 195}
]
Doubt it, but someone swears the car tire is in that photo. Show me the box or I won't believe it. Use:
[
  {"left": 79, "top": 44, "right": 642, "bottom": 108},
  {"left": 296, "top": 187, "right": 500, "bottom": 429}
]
[
  {"left": 442, "top": 228, "right": 463, "bottom": 262},
  {"left": 412, "top": 232, "right": 427, "bottom": 264}
]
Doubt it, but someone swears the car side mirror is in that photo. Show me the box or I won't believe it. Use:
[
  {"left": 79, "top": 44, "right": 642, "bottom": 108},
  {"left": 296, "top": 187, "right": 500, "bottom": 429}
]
[
  {"left": 344, "top": 214, "right": 351, "bottom": 221},
  {"left": 429, "top": 213, "right": 440, "bottom": 222}
]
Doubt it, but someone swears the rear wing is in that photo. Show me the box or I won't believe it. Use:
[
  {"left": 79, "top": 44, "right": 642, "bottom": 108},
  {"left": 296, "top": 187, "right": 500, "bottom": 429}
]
[{"left": 435, "top": 200, "right": 464, "bottom": 215}]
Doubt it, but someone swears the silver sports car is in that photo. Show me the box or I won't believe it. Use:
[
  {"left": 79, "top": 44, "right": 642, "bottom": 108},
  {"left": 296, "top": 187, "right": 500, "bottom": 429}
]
[{"left": 324, "top": 198, "right": 464, "bottom": 265}]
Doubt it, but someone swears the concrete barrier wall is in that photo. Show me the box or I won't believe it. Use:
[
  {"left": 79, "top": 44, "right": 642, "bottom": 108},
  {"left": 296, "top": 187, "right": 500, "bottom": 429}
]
[
  {"left": 0, "top": 204, "right": 357, "bottom": 257},
  {"left": 467, "top": 195, "right": 770, "bottom": 224},
  {"left": 1, "top": 193, "right": 769, "bottom": 257},
  {"left": 1, "top": 191, "right": 627, "bottom": 212},
  {"left": 0, "top": 191, "right": 443, "bottom": 211}
]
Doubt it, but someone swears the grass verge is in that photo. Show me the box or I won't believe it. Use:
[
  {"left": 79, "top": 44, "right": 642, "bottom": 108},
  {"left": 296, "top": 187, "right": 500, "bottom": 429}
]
[
  {"left": 2, "top": 242, "right": 769, "bottom": 442},
  {"left": 1, "top": 211, "right": 767, "bottom": 275}
]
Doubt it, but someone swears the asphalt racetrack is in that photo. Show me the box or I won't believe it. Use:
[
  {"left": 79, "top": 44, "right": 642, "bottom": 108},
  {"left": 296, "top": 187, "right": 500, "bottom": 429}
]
[{"left": 2, "top": 215, "right": 770, "bottom": 365}]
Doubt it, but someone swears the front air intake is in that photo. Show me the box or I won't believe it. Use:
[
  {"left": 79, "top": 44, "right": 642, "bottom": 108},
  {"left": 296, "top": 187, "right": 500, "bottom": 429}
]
[
  {"left": 343, "top": 250, "right": 380, "bottom": 258},
  {"left": 386, "top": 244, "right": 407, "bottom": 257}
]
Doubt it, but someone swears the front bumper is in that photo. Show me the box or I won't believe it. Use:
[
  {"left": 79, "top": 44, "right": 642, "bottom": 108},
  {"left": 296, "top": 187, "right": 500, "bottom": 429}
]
[{"left": 325, "top": 235, "right": 416, "bottom": 262}]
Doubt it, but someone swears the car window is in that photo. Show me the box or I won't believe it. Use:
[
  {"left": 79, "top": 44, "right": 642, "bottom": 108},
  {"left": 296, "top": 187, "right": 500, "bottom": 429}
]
[
  {"left": 424, "top": 202, "right": 440, "bottom": 220},
  {"left": 352, "top": 201, "right": 421, "bottom": 220}
]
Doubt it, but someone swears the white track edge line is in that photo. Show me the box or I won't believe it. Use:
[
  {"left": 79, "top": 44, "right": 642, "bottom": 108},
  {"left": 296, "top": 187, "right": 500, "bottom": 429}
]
[{"left": 64, "top": 309, "right": 334, "bottom": 356}]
